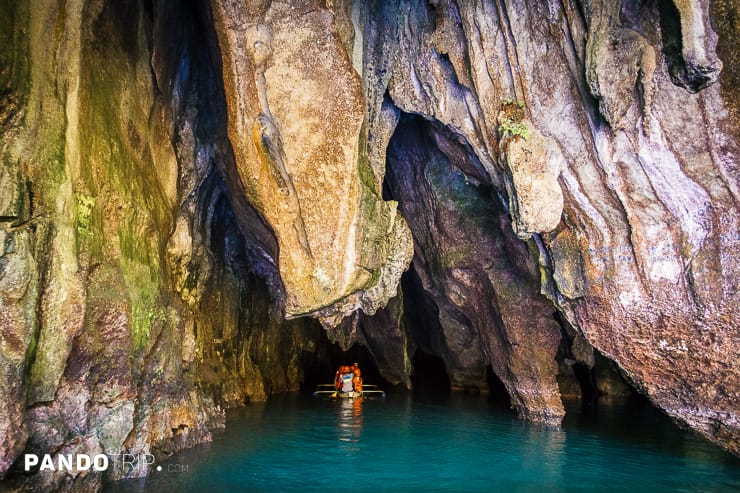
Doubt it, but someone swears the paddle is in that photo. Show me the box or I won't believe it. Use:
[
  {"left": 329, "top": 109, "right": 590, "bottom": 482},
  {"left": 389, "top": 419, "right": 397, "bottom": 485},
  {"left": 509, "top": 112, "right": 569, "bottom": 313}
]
[
  {"left": 312, "top": 389, "right": 385, "bottom": 397},
  {"left": 316, "top": 384, "right": 378, "bottom": 388},
  {"left": 312, "top": 390, "right": 337, "bottom": 397}
]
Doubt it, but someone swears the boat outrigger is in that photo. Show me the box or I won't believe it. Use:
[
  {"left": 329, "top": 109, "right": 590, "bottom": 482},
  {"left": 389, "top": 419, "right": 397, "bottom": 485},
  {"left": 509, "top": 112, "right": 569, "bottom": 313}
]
[
  {"left": 312, "top": 384, "right": 386, "bottom": 398},
  {"left": 316, "top": 363, "right": 386, "bottom": 398}
]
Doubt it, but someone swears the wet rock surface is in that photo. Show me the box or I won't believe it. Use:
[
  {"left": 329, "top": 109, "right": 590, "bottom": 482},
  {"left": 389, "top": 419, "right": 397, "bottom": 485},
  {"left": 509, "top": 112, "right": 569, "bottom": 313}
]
[
  {"left": 0, "top": 0, "right": 738, "bottom": 489},
  {"left": 385, "top": 116, "right": 564, "bottom": 423}
]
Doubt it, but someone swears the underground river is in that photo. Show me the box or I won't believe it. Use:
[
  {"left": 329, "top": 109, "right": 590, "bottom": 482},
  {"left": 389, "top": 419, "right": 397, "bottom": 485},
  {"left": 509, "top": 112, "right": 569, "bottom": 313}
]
[{"left": 104, "top": 392, "right": 740, "bottom": 492}]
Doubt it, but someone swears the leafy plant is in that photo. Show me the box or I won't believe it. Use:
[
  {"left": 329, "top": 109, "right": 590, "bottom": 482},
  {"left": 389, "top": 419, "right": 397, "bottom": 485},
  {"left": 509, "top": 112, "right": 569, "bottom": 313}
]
[
  {"left": 498, "top": 117, "right": 529, "bottom": 141},
  {"left": 501, "top": 97, "right": 525, "bottom": 109}
]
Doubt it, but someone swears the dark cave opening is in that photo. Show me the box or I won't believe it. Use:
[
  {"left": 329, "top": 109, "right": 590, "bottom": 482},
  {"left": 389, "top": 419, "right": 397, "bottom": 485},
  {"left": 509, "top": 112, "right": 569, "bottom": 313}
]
[
  {"left": 573, "top": 362, "right": 599, "bottom": 404},
  {"left": 656, "top": 0, "right": 686, "bottom": 85},
  {"left": 400, "top": 267, "right": 443, "bottom": 356},
  {"left": 382, "top": 111, "right": 644, "bottom": 414},
  {"left": 299, "top": 329, "right": 390, "bottom": 392},
  {"left": 486, "top": 366, "right": 512, "bottom": 408},
  {"left": 655, "top": 0, "right": 715, "bottom": 92},
  {"left": 384, "top": 112, "right": 517, "bottom": 403},
  {"left": 554, "top": 312, "right": 639, "bottom": 409},
  {"left": 410, "top": 350, "right": 451, "bottom": 396}
]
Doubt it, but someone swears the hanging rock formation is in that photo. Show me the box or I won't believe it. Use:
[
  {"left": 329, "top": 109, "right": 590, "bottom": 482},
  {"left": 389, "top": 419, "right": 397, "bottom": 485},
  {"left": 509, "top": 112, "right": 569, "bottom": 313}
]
[
  {"left": 210, "top": 0, "right": 414, "bottom": 326},
  {"left": 0, "top": 0, "right": 738, "bottom": 489}
]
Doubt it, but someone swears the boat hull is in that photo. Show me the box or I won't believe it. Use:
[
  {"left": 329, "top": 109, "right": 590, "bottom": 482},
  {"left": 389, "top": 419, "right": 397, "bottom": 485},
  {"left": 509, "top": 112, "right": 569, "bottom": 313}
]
[
  {"left": 336, "top": 391, "right": 362, "bottom": 399},
  {"left": 312, "top": 386, "right": 386, "bottom": 398}
]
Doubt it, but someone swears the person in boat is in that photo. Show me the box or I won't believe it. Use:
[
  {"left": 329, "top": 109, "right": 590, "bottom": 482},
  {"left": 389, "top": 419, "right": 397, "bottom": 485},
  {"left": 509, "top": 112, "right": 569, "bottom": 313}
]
[
  {"left": 352, "top": 368, "right": 363, "bottom": 394},
  {"left": 340, "top": 368, "right": 354, "bottom": 393},
  {"left": 335, "top": 365, "right": 344, "bottom": 389},
  {"left": 335, "top": 365, "right": 351, "bottom": 388}
]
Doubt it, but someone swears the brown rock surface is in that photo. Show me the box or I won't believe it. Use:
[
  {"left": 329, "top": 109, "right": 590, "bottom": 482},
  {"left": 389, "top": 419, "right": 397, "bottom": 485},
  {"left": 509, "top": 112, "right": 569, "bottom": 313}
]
[
  {"left": 386, "top": 116, "right": 564, "bottom": 423},
  {"left": 353, "top": 0, "right": 738, "bottom": 451},
  {"left": 210, "top": 0, "right": 413, "bottom": 322}
]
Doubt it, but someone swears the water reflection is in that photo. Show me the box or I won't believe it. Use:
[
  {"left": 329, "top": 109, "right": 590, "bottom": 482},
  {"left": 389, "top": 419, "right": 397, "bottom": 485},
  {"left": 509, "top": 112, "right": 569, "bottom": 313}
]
[
  {"left": 521, "top": 424, "right": 567, "bottom": 492},
  {"left": 335, "top": 397, "right": 363, "bottom": 447}
]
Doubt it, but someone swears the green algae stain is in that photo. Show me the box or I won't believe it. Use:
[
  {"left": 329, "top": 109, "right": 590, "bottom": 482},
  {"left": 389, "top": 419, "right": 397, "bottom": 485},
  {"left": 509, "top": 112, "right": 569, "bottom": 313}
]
[
  {"left": 71, "top": 7, "right": 178, "bottom": 361},
  {"left": 130, "top": 292, "right": 163, "bottom": 354},
  {"left": 121, "top": 257, "right": 165, "bottom": 355},
  {"left": 119, "top": 224, "right": 167, "bottom": 357},
  {"left": 74, "top": 193, "right": 95, "bottom": 238},
  {"left": 439, "top": 246, "right": 473, "bottom": 270}
]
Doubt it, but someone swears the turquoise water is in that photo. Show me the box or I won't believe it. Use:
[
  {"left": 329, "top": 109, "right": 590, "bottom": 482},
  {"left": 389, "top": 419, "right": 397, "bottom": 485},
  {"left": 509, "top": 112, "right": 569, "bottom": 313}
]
[{"left": 106, "top": 393, "right": 740, "bottom": 492}]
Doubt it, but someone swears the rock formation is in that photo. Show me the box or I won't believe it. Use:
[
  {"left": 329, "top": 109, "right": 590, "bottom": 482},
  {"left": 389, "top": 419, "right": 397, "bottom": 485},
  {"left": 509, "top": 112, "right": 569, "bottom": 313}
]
[
  {"left": 0, "top": 0, "right": 738, "bottom": 489},
  {"left": 210, "top": 0, "right": 413, "bottom": 326}
]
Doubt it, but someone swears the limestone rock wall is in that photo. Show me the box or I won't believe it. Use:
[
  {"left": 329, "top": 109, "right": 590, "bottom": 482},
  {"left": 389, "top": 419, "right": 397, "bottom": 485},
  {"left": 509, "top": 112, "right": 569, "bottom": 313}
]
[
  {"left": 385, "top": 117, "right": 565, "bottom": 423},
  {"left": 209, "top": 0, "right": 739, "bottom": 449},
  {"left": 351, "top": 0, "right": 738, "bottom": 453},
  {"left": 0, "top": 0, "right": 330, "bottom": 490}
]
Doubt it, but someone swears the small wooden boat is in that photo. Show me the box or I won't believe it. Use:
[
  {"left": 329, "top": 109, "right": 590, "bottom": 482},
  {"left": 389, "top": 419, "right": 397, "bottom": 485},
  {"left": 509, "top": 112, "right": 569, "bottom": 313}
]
[
  {"left": 335, "top": 390, "right": 363, "bottom": 399},
  {"left": 312, "top": 384, "right": 386, "bottom": 398}
]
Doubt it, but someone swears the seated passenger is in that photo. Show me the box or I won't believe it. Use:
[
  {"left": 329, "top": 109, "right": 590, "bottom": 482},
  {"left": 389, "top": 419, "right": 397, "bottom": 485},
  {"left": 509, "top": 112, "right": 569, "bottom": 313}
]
[
  {"left": 340, "top": 370, "right": 354, "bottom": 393},
  {"left": 335, "top": 365, "right": 344, "bottom": 389},
  {"left": 352, "top": 368, "right": 363, "bottom": 393}
]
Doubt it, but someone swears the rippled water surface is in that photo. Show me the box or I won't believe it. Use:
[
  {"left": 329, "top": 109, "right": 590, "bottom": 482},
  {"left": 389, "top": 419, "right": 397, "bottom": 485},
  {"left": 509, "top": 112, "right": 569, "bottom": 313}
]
[{"left": 105, "top": 393, "right": 739, "bottom": 492}]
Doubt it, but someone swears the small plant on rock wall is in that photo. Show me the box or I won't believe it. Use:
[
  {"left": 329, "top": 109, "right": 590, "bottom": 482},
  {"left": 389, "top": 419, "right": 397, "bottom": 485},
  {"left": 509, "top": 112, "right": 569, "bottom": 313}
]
[
  {"left": 499, "top": 117, "right": 529, "bottom": 141},
  {"left": 500, "top": 97, "right": 525, "bottom": 109},
  {"left": 499, "top": 97, "right": 528, "bottom": 141}
]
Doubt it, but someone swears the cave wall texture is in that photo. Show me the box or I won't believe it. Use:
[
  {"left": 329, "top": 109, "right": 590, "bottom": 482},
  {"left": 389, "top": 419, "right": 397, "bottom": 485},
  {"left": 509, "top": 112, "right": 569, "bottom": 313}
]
[{"left": 0, "top": 0, "right": 738, "bottom": 489}]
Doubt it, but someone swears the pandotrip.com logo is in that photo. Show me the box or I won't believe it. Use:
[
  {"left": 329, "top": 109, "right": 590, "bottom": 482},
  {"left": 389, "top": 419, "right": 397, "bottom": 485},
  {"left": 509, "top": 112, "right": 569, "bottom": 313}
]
[{"left": 22, "top": 452, "right": 189, "bottom": 474}]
